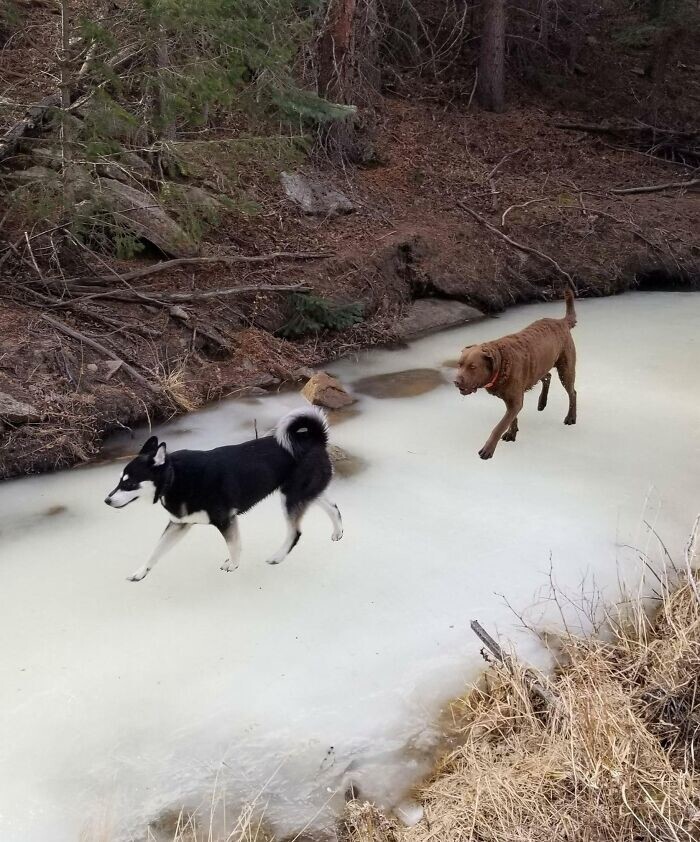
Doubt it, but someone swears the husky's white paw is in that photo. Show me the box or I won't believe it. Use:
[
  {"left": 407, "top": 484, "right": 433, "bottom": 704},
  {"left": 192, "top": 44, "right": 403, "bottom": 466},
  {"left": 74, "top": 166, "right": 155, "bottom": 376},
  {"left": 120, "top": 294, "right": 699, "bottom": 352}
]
[
  {"left": 127, "top": 568, "right": 148, "bottom": 582},
  {"left": 331, "top": 528, "right": 343, "bottom": 542},
  {"left": 220, "top": 559, "right": 239, "bottom": 572},
  {"left": 266, "top": 554, "right": 285, "bottom": 565}
]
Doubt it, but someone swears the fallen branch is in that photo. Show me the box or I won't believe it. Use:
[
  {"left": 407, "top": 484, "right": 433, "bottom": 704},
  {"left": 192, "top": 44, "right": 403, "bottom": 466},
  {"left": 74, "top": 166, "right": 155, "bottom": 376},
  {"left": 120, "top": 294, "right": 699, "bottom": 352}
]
[
  {"left": 457, "top": 201, "right": 575, "bottom": 289},
  {"left": 610, "top": 178, "right": 700, "bottom": 196},
  {"left": 162, "top": 282, "right": 311, "bottom": 303},
  {"left": 500, "top": 196, "right": 663, "bottom": 253},
  {"left": 42, "top": 315, "right": 161, "bottom": 394},
  {"left": 65, "top": 251, "right": 332, "bottom": 287},
  {"left": 486, "top": 147, "right": 525, "bottom": 181},
  {"left": 51, "top": 281, "right": 311, "bottom": 306},
  {"left": 470, "top": 620, "right": 557, "bottom": 708}
]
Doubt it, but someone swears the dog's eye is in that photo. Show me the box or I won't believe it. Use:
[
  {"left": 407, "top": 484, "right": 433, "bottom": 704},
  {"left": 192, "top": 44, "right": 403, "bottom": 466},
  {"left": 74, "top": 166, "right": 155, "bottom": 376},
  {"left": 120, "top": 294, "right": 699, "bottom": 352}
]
[{"left": 297, "top": 426, "right": 308, "bottom": 433}]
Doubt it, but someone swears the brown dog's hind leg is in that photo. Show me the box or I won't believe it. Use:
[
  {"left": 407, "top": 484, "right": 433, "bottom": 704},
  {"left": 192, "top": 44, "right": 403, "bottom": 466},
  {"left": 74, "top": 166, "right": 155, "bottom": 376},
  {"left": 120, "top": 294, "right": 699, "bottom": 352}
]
[
  {"left": 502, "top": 417, "right": 519, "bottom": 442},
  {"left": 556, "top": 347, "right": 577, "bottom": 425},
  {"left": 537, "top": 373, "right": 552, "bottom": 411}
]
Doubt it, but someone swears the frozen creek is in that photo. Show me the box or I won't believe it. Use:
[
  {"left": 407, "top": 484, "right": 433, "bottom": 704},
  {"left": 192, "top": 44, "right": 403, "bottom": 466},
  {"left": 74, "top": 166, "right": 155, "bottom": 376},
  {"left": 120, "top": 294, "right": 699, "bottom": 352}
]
[{"left": 0, "top": 292, "right": 699, "bottom": 841}]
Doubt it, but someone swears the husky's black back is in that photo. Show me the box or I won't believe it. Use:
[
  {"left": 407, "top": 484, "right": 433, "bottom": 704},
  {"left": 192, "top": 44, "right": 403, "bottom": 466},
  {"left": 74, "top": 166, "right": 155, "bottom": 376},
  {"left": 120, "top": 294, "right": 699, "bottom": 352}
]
[
  {"left": 164, "top": 438, "right": 295, "bottom": 522},
  {"left": 153, "top": 407, "right": 331, "bottom": 528}
]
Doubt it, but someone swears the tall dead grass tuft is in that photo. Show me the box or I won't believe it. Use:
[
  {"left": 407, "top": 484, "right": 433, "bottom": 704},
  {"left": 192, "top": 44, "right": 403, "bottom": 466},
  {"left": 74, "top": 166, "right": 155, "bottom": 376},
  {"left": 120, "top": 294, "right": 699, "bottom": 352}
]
[{"left": 343, "top": 523, "right": 700, "bottom": 842}]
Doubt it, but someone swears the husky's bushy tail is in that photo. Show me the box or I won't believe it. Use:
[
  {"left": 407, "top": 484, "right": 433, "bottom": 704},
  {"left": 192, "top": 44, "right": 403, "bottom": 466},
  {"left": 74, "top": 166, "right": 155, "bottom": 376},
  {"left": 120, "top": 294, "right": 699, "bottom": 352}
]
[
  {"left": 275, "top": 407, "right": 329, "bottom": 458},
  {"left": 564, "top": 287, "right": 577, "bottom": 328}
]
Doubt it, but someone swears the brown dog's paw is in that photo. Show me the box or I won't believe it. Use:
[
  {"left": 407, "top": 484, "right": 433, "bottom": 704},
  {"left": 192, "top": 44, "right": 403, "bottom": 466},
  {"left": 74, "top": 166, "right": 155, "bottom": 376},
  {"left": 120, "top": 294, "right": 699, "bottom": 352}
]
[
  {"left": 564, "top": 416, "right": 576, "bottom": 425},
  {"left": 501, "top": 431, "right": 517, "bottom": 442},
  {"left": 478, "top": 446, "right": 495, "bottom": 460}
]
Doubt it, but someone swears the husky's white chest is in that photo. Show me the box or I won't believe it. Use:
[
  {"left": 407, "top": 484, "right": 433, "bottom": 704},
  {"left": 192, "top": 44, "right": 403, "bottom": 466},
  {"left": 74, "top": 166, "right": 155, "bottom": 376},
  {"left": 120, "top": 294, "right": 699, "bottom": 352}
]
[{"left": 165, "top": 505, "right": 212, "bottom": 525}]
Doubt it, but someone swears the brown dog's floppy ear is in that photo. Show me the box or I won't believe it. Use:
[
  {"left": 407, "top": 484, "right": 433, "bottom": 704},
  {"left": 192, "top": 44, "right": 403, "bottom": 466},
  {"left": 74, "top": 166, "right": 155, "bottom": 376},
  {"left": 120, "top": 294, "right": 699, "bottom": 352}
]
[{"left": 481, "top": 345, "right": 501, "bottom": 374}]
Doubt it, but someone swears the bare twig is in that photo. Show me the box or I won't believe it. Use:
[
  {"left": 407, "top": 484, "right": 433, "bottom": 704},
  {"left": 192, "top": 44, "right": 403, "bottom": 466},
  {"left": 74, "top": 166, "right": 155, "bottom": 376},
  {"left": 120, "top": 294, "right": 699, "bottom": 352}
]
[
  {"left": 486, "top": 147, "right": 525, "bottom": 181},
  {"left": 587, "top": 209, "right": 661, "bottom": 252},
  {"left": 488, "top": 178, "right": 499, "bottom": 211},
  {"left": 470, "top": 620, "right": 509, "bottom": 667},
  {"left": 457, "top": 201, "right": 575, "bottom": 289},
  {"left": 24, "top": 232, "right": 44, "bottom": 279},
  {"left": 42, "top": 315, "right": 161, "bottom": 394},
  {"left": 466, "top": 68, "right": 478, "bottom": 110},
  {"left": 501, "top": 196, "right": 551, "bottom": 227}
]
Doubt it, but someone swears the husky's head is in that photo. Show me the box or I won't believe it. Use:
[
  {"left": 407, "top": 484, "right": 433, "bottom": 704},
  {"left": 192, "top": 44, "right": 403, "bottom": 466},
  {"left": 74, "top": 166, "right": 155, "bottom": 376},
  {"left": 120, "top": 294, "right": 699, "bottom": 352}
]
[{"left": 104, "top": 436, "right": 167, "bottom": 508}]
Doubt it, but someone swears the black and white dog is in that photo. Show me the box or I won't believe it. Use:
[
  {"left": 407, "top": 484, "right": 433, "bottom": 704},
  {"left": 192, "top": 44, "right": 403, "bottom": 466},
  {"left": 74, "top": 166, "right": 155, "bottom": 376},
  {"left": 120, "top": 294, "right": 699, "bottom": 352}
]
[{"left": 105, "top": 407, "right": 343, "bottom": 581}]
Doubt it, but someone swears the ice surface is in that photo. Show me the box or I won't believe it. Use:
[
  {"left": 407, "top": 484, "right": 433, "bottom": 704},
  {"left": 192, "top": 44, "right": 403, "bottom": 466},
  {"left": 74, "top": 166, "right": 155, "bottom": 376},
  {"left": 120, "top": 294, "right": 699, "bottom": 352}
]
[{"left": 0, "top": 292, "right": 698, "bottom": 841}]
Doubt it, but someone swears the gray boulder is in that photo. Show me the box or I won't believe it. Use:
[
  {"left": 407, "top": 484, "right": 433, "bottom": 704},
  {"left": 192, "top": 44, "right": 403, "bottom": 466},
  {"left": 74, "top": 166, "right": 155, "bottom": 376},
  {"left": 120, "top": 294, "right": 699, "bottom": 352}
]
[
  {"left": 395, "top": 299, "right": 484, "bottom": 340},
  {"left": 95, "top": 151, "right": 152, "bottom": 183},
  {"left": 0, "top": 392, "right": 41, "bottom": 423},
  {"left": 281, "top": 171, "right": 354, "bottom": 216}
]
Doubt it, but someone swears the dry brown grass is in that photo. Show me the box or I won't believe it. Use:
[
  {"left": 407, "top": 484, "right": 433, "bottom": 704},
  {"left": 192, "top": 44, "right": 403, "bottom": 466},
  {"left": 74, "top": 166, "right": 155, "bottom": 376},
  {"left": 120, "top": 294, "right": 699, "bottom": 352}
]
[
  {"left": 157, "top": 358, "right": 202, "bottom": 414},
  {"left": 342, "top": 524, "right": 700, "bottom": 842},
  {"left": 145, "top": 800, "right": 273, "bottom": 842}
]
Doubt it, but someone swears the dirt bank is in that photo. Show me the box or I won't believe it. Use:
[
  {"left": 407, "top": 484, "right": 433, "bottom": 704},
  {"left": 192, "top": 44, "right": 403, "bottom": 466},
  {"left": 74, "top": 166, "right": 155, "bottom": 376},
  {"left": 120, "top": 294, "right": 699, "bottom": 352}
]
[{"left": 1, "top": 102, "right": 698, "bottom": 479}]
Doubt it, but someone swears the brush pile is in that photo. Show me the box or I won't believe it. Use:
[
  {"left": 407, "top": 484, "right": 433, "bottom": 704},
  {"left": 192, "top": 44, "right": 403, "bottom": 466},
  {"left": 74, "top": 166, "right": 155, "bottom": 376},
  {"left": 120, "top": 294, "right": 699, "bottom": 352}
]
[{"left": 342, "top": 527, "right": 700, "bottom": 842}]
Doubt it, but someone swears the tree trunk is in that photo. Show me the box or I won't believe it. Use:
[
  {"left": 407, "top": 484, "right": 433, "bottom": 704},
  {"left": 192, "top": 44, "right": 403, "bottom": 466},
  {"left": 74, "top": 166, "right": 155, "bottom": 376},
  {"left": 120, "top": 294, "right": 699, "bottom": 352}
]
[
  {"left": 477, "top": 0, "right": 506, "bottom": 113},
  {"left": 538, "top": 0, "right": 550, "bottom": 52},
  {"left": 317, "top": 0, "right": 358, "bottom": 101},
  {"left": 59, "top": 0, "right": 74, "bottom": 208},
  {"left": 156, "top": 23, "right": 175, "bottom": 141}
]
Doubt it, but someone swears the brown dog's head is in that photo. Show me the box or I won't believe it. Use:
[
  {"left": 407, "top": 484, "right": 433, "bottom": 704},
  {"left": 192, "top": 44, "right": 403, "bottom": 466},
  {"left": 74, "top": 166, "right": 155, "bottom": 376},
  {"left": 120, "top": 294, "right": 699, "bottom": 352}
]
[{"left": 454, "top": 344, "right": 499, "bottom": 395}]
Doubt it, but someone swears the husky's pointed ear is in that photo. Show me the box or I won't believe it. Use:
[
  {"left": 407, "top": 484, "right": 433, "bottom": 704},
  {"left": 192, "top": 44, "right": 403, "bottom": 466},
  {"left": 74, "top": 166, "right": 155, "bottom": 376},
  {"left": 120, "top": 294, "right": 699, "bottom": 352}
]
[
  {"left": 153, "top": 442, "right": 167, "bottom": 467},
  {"left": 140, "top": 436, "right": 159, "bottom": 456}
]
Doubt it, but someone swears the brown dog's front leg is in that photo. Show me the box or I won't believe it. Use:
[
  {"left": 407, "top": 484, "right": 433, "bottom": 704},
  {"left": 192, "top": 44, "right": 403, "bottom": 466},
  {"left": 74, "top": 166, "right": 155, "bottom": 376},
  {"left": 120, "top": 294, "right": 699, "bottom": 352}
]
[{"left": 479, "top": 396, "right": 523, "bottom": 460}]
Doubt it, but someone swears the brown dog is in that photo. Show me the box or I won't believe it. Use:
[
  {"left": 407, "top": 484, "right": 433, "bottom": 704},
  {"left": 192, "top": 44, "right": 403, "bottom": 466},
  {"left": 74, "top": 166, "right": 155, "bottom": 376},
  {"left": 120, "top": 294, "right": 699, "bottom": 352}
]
[{"left": 454, "top": 290, "right": 577, "bottom": 459}]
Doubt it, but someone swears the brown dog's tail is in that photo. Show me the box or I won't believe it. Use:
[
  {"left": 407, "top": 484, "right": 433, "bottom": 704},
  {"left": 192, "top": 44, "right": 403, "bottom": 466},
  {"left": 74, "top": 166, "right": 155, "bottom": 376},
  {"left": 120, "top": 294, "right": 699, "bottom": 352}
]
[{"left": 564, "top": 287, "right": 577, "bottom": 328}]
